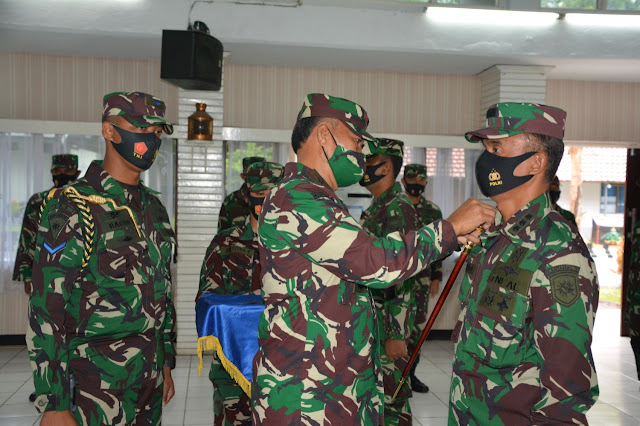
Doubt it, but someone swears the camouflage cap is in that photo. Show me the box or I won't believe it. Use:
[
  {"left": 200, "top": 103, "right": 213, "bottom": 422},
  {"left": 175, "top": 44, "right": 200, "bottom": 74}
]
[
  {"left": 102, "top": 91, "right": 174, "bottom": 135},
  {"left": 465, "top": 102, "right": 566, "bottom": 143},
  {"left": 242, "top": 156, "right": 266, "bottom": 174},
  {"left": 296, "top": 93, "right": 376, "bottom": 148},
  {"left": 369, "top": 138, "right": 404, "bottom": 158},
  {"left": 245, "top": 161, "right": 285, "bottom": 192},
  {"left": 404, "top": 163, "right": 427, "bottom": 179},
  {"left": 51, "top": 154, "right": 78, "bottom": 171}
]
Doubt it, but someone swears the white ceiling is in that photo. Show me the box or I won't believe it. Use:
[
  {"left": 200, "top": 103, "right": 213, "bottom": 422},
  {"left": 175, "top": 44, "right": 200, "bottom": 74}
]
[{"left": 1, "top": 0, "right": 640, "bottom": 82}]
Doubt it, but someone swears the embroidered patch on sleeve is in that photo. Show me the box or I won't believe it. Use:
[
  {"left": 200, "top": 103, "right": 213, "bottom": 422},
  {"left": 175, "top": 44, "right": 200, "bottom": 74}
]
[
  {"left": 44, "top": 241, "right": 67, "bottom": 255},
  {"left": 49, "top": 211, "right": 71, "bottom": 241},
  {"left": 547, "top": 265, "right": 581, "bottom": 307}
]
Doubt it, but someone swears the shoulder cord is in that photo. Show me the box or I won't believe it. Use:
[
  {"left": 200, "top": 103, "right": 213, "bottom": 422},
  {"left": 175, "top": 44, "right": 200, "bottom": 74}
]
[{"left": 40, "top": 187, "right": 142, "bottom": 271}]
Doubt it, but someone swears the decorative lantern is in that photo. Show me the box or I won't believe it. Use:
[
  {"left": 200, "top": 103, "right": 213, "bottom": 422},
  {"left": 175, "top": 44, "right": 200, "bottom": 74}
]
[{"left": 188, "top": 102, "right": 213, "bottom": 140}]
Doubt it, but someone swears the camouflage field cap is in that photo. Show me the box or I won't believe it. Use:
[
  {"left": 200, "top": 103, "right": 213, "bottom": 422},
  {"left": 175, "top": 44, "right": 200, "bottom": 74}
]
[
  {"left": 102, "top": 91, "right": 174, "bottom": 135},
  {"left": 246, "top": 161, "right": 285, "bottom": 191},
  {"left": 465, "top": 102, "right": 566, "bottom": 143},
  {"left": 297, "top": 93, "right": 377, "bottom": 149},
  {"left": 370, "top": 138, "right": 404, "bottom": 158},
  {"left": 404, "top": 164, "right": 427, "bottom": 179},
  {"left": 242, "top": 156, "right": 266, "bottom": 174},
  {"left": 51, "top": 154, "right": 78, "bottom": 171}
]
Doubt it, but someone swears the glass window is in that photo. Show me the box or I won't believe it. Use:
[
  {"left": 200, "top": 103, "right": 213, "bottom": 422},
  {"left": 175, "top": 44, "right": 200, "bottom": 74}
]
[
  {"left": 600, "top": 183, "right": 625, "bottom": 214},
  {"left": 541, "top": 0, "right": 597, "bottom": 9},
  {"left": 606, "top": 0, "right": 640, "bottom": 11}
]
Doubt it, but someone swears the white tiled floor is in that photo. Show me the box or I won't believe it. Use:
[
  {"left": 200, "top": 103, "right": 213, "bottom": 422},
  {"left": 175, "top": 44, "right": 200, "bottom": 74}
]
[{"left": 2, "top": 306, "right": 639, "bottom": 425}]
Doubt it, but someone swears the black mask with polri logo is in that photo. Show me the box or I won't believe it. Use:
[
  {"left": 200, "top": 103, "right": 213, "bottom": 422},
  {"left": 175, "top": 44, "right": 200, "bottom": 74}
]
[
  {"left": 475, "top": 150, "right": 536, "bottom": 197},
  {"left": 110, "top": 125, "right": 161, "bottom": 171},
  {"left": 359, "top": 162, "right": 386, "bottom": 187}
]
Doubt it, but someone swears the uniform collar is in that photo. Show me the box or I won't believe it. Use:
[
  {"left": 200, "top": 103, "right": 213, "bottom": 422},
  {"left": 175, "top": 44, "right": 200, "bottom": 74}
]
[
  {"left": 240, "top": 216, "right": 257, "bottom": 242},
  {"left": 84, "top": 160, "right": 155, "bottom": 196},
  {"left": 290, "top": 162, "right": 332, "bottom": 189},
  {"left": 482, "top": 192, "right": 552, "bottom": 246},
  {"left": 373, "top": 182, "right": 403, "bottom": 207}
]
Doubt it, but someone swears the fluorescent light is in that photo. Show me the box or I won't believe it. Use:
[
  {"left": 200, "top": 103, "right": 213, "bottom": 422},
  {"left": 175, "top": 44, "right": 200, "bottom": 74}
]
[
  {"left": 427, "top": 6, "right": 559, "bottom": 25},
  {"left": 565, "top": 12, "right": 640, "bottom": 27}
]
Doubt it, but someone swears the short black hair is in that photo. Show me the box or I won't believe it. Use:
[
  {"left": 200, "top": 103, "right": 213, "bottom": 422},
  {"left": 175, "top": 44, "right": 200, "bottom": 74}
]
[
  {"left": 292, "top": 117, "right": 341, "bottom": 154},
  {"left": 378, "top": 154, "right": 403, "bottom": 179},
  {"left": 524, "top": 133, "right": 564, "bottom": 183}
]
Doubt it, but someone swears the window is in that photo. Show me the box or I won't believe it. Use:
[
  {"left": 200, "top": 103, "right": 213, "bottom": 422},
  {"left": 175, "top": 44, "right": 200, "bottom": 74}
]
[{"left": 600, "top": 183, "right": 625, "bottom": 214}]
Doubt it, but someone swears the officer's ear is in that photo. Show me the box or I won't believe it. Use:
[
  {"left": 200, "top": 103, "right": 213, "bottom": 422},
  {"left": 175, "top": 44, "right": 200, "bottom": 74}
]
[
  {"left": 528, "top": 151, "right": 547, "bottom": 177},
  {"left": 316, "top": 121, "right": 334, "bottom": 153},
  {"left": 102, "top": 121, "right": 121, "bottom": 143}
]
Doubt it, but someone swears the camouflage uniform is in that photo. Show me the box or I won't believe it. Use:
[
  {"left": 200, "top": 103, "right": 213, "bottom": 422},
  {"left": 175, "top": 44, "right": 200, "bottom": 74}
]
[
  {"left": 13, "top": 154, "right": 79, "bottom": 283},
  {"left": 198, "top": 162, "right": 283, "bottom": 426},
  {"left": 555, "top": 204, "right": 577, "bottom": 226},
  {"left": 218, "top": 156, "right": 266, "bottom": 232},
  {"left": 360, "top": 139, "right": 416, "bottom": 425},
  {"left": 626, "top": 218, "right": 640, "bottom": 378},
  {"left": 450, "top": 103, "right": 599, "bottom": 425},
  {"left": 252, "top": 94, "right": 460, "bottom": 426},
  {"left": 28, "top": 92, "right": 176, "bottom": 426},
  {"left": 402, "top": 165, "right": 444, "bottom": 390}
]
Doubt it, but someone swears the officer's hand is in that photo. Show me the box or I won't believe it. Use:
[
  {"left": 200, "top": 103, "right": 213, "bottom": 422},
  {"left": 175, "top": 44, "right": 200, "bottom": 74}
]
[
  {"left": 163, "top": 366, "right": 175, "bottom": 407},
  {"left": 429, "top": 280, "right": 440, "bottom": 298},
  {"left": 24, "top": 280, "right": 32, "bottom": 295},
  {"left": 446, "top": 198, "right": 496, "bottom": 243},
  {"left": 40, "top": 410, "right": 78, "bottom": 425},
  {"left": 385, "top": 339, "right": 407, "bottom": 361}
]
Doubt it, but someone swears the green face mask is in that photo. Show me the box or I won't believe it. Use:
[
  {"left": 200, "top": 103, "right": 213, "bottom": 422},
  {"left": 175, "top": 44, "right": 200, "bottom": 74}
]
[{"left": 323, "top": 131, "right": 366, "bottom": 188}]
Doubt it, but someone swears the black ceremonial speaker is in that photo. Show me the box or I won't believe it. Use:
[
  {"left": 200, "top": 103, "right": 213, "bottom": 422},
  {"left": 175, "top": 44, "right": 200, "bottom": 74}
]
[{"left": 161, "top": 30, "right": 223, "bottom": 91}]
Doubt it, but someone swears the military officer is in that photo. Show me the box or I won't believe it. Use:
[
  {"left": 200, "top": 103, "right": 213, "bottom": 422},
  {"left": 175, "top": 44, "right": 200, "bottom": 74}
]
[
  {"left": 626, "top": 217, "right": 640, "bottom": 381},
  {"left": 218, "top": 156, "right": 266, "bottom": 231},
  {"left": 401, "top": 163, "right": 443, "bottom": 394},
  {"left": 548, "top": 175, "right": 578, "bottom": 227},
  {"left": 449, "top": 103, "right": 599, "bottom": 425},
  {"left": 13, "top": 154, "right": 81, "bottom": 295},
  {"left": 360, "top": 138, "right": 417, "bottom": 425},
  {"left": 27, "top": 91, "right": 177, "bottom": 425},
  {"left": 251, "top": 93, "right": 496, "bottom": 425},
  {"left": 197, "top": 161, "right": 284, "bottom": 426}
]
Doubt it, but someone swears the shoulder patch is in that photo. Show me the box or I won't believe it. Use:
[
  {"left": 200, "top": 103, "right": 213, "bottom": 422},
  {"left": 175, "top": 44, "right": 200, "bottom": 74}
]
[
  {"left": 547, "top": 264, "right": 581, "bottom": 307},
  {"left": 49, "top": 211, "right": 71, "bottom": 241}
]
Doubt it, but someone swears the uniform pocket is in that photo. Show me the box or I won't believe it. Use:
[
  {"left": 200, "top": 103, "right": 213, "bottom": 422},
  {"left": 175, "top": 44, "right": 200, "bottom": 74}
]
[
  {"left": 462, "top": 284, "right": 530, "bottom": 369},
  {"left": 98, "top": 229, "right": 149, "bottom": 286}
]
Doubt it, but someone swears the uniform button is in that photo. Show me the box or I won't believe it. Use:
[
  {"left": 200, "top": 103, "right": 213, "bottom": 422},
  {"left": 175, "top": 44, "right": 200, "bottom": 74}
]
[{"left": 37, "top": 398, "right": 46, "bottom": 407}]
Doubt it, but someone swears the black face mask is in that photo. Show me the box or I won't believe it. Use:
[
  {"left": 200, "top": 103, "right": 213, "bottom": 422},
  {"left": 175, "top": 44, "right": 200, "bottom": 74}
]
[
  {"left": 405, "top": 183, "right": 425, "bottom": 197},
  {"left": 475, "top": 150, "right": 536, "bottom": 197},
  {"left": 248, "top": 195, "right": 265, "bottom": 220},
  {"left": 359, "top": 162, "right": 386, "bottom": 187},
  {"left": 52, "top": 173, "right": 76, "bottom": 188},
  {"left": 110, "top": 125, "right": 161, "bottom": 171},
  {"left": 549, "top": 190, "right": 561, "bottom": 204}
]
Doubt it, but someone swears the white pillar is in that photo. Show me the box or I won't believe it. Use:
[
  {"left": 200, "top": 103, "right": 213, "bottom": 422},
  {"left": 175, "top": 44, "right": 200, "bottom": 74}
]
[
  {"left": 174, "top": 80, "right": 225, "bottom": 353},
  {"left": 476, "top": 65, "right": 553, "bottom": 127}
]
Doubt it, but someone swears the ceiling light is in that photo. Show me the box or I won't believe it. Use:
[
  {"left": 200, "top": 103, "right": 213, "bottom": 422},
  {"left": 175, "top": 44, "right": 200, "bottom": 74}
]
[
  {"left": 426, "top": 6, "right": 559, "bottom": 25},
  {"left": 565, "top": 12, "right": 640, "bottom": 27}
]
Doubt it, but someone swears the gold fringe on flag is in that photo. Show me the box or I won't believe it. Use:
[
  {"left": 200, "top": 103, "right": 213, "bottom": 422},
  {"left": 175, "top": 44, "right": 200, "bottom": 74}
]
[{"left": 197, "top": 335, "right": 252, "bottom": 396}]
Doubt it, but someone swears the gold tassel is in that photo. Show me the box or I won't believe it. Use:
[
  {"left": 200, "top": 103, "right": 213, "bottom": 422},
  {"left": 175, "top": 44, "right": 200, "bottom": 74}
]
[{"left": 197, "top": 336, "right": 252, "bottom": 396}]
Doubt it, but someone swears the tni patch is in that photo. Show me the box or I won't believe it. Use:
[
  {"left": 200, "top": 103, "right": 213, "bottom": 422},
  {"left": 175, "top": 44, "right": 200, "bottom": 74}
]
[{"left": 547, "top": 264, "right": 580, "bottom": 307}]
